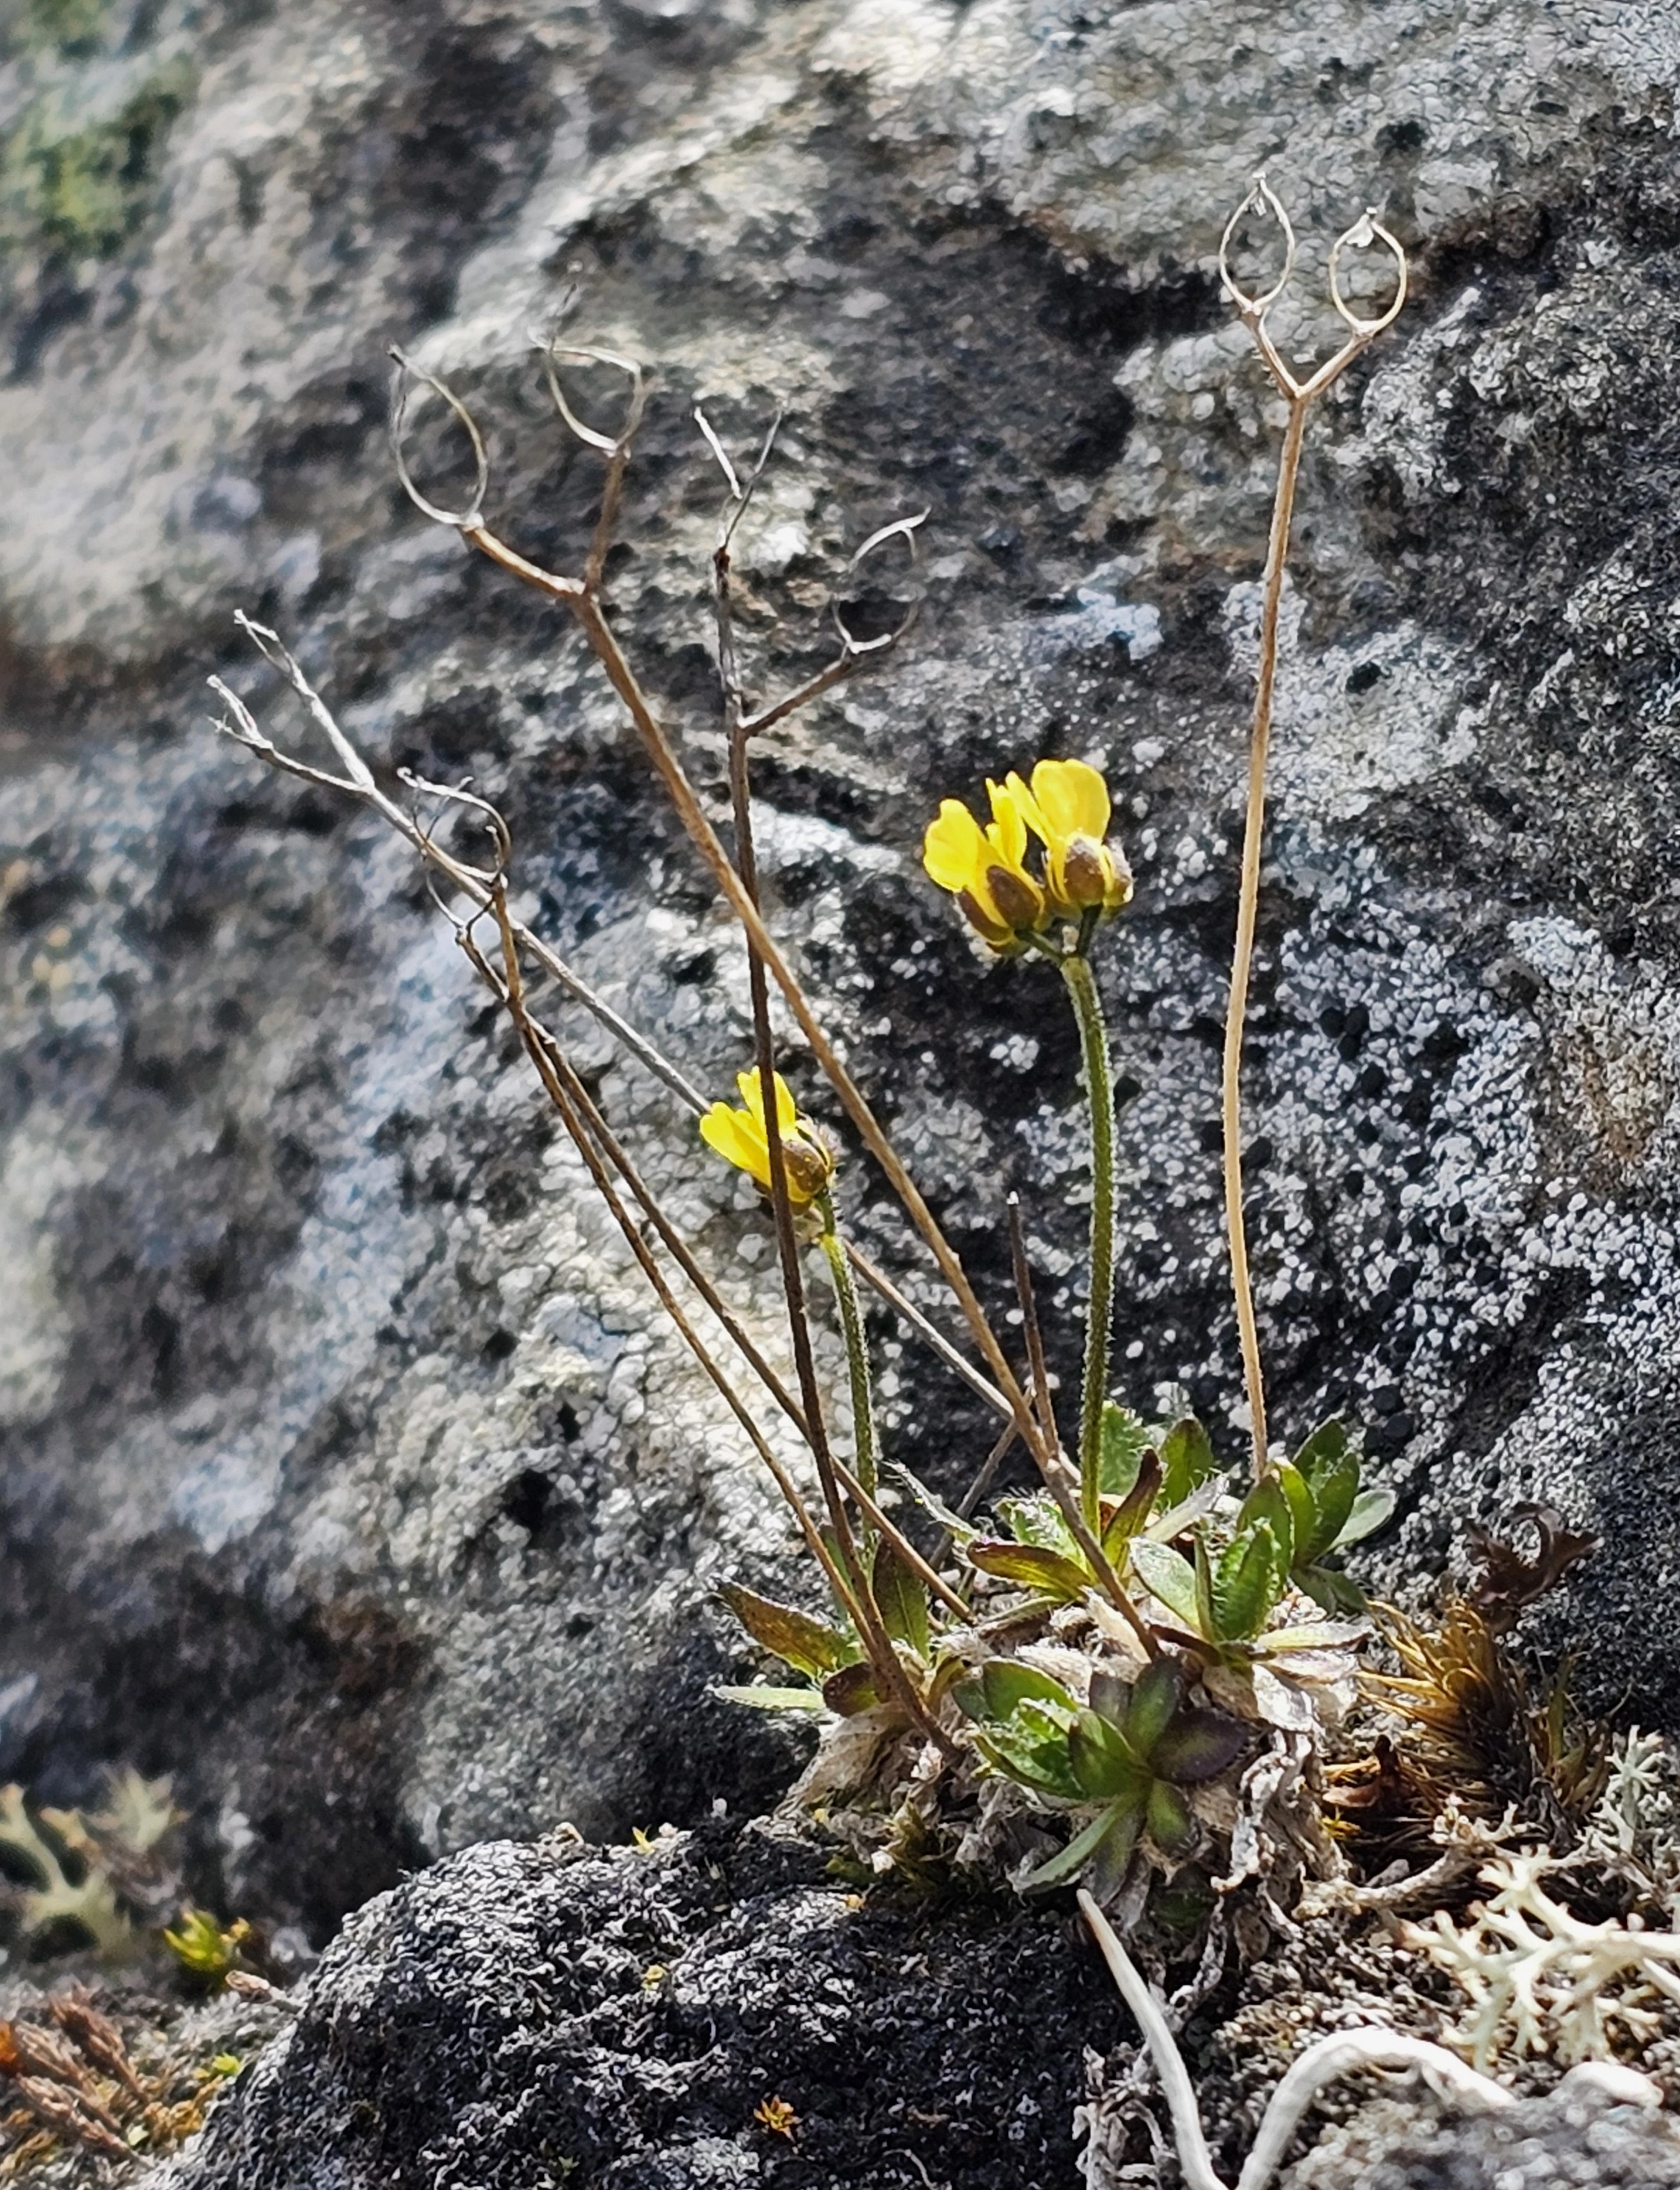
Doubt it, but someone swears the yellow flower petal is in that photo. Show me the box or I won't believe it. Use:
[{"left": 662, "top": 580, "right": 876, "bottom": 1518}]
[
  {"left": 922, "top": 799, "right": 988, "bottom": 892},
  {"left": 985, "top": 778, "right": 1029, "bottom": 868},
  {"left": 700, "top": 1102, "right": 771, "bottom": 1187},
  {"left": 1030, "top": 757, "right": 1110, "bottom": 842},
  {"left": 732, "top": 1067, "right": 796, "bottom": 1133}
]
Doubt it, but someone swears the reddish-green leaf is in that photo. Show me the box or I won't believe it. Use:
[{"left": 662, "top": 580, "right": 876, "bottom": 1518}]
[
  {"left": 1101, "top": 1451, "right": 1162, "bottom": 1559},
  {"left": 1023, "top": 1802, "right": 1137, "bottom": 1893},
  {"left": 967, "top": 1538, "right": 1093, "bottom": 1603},
  {"left": 821, "top": 1662, "right": 880, "bottom": 1716},
  {"left": 870, "top": 1540, "right": 930, "bottom": 1662},
  {"left": 717, "top": 1583, "right": 856, "bottom": 1679},
  {"left": 1150, "top": 1707, "right": 1250, "bottom": 1784}
]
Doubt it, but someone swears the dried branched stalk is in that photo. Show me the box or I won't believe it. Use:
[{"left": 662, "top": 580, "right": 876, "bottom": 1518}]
[
  {"left": 1217, "top": 182, "right": 1407, "bottom": 1478},
  {"left": 386, "top": 340, "right": 1050, "bottom": 1479}
]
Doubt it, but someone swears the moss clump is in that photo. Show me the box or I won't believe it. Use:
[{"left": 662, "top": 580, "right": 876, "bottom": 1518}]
[{"left": 1, "top": 62, "right": 191, "bottom": 266}]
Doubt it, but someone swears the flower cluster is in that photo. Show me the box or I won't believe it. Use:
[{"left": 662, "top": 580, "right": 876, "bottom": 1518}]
[{"left": 921, "top": 757, "right": 1132, "bottom": 953}]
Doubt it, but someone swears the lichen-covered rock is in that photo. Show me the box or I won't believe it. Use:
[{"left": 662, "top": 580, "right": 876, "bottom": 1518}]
[
  {"left": 7, "top": 0, "right": 1680, "bottom": 1961},
  {"left": 147, "top": 1821, "right": 1132, "bottom": 2190},
  {"left": 1285, "top": 2082, "right": 1680, "bottom": 2190}
]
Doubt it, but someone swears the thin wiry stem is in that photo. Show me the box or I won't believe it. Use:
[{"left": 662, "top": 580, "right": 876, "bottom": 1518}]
[
  {"left": 1006, "top": 1193, "right": 1059, "bottom": 1463},
  {"left": 1061, "top": 953, "right": 1115, "bottom": 1529},
  {"left": 1217, "top": 181, "right": 1407, "bottom": 1480},
  {"left": 478, "top": 882, "right": 953, "bottom": 1756}
]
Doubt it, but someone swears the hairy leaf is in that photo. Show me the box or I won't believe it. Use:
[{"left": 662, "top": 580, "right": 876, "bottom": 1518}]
[
  {"left": 1125, "top": 1654, "right": 1188, "bottom": 1757},
  {"left": 717, "top": 1583, "right": 856, "bottom": 1679},
  {"left": 967, "top": 1538, "right": 1092, "bottom": 1603},
  {"left": 1069, "top": 1708, "right": 1141, "bottom": 1801},
  {"left": 1150, "top": 1706, "right": 1250, "bottom": 1784},
  {"left": 1236, "top": 1478, "right": 1296, "bottom": 1572},
  {"left": 1301, "top": 1449, "right": 1361, "bottom": 1562},
  {"left": 1145, "top": 1778, "right": 1197, "bottom": 1854},
  {"left": 1130, "top": 1541, "right": 1200, "bottom": 1628},
  {"left": 955, "top": 1659, "right": 1077, "bottom": 1725},
  {"left": 871, "top": 1540, "right": 930, "bottom": 1662},
  {"left": 995, "top": 1495, "right": 1076, "bottom": 1555},
  {"left": 1291, "top": 1418, "right": 1352, "bottom": 1486},
  {"left": 1159, "top": 1416, "right": 1218, "bottom": 1507},
  {"left": 1211, "top": 1522, "right": 1285, "bottom": 1641},
  {"left": 1097, "top": 1402, "right": 1150, "bottom": 1499},
  {"left": 886, "top": 1461, "right": 974, "bottom": 1544},
  {"left": 977, "top": 1722, "right": 1082, "bottom": 1802}
]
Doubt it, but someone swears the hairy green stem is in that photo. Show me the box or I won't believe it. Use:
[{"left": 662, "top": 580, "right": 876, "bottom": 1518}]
[
  {"left": 1062, "top": 951, "right": 1116, "bottom": 1534},
  {"left": 819, "top": 1208, "right": 878, "bottom": 1502}
]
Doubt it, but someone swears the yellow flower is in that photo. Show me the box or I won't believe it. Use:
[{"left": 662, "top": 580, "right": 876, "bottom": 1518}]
[
  {"left": 1005, "top": 758, "right": 1132, "bottom": 920},
  {"left": 700, "top": 1068, "right": 835, "bottom": 1208},
  {"left": 921, "top": 776, "right": 1047, "bottom": 950}
]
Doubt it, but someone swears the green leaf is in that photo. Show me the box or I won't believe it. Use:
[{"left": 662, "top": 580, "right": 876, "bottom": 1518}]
[
  {"left": 885, "top": 1462, "right": 975, "bottom": 1544},
  {"left": 976, "top": 1725, "right": 1082, "bottom": 1802},
  {"left": 1145, "top": 1779, "right": 1197, "bottom": 1855},
  {"left": 1069, "top": 1709, "right": 1141, "bottom": 1799},
  {"left": 1101, "top": 1451, "right": 1162, "bottom": 1560},
  {"left": 1236, "top": 1478, "right": 1296, "bottom": 1572},
  {"left": 1274, "top": 1462, "right": 1317, "bottom": 1565},
  {"left": 1087, "top": 1668, "right": 1129, "bottom": 1728},
  {"left": 995, "top": 1495, "right": 1076, "bottom": 1554},
  {"left": 870, "top": 1540, "right": 930, "bottom": 1662},
  {"left": 1294, "top": 1563, "right": 1370, "bottom": 1616},
  {"left": 1335, "top": 1487, "right": 1396, "bottom": 1548},
  {"left": 1124, "top": 1655, "right": 1188, "bottom": 1757},
  {"left": 821, "top": 1662, "right": 880, "bottom": 1716},
  {"left": 956, "top": 1660, "right": 1078, "bottom": 1725},
  {"left": 1150, "top": 1707, "right": 1250, "bottom": 1784},
  {"left": 1291, "top": 1418, "right": 1352, "bottom": 1487},
  {"left": 1211, "top": 1522, "right": 1285, "bottom": 1641},
  {"left": 716, "top": 1583, "right": 856, "bottom": 1679},
  {"left": 1022, "top": 1804, "right": 1137, "bottom": 1893},
  {"left": 1097, "top": 1402, "right": 1150, "bottom": 1499},
  {"left": 712, "top": 1684, "right": 830, "bottom": 1713},
  {"left": 1130, "top": 1541, "right": 1201, "bottom": 1629},
  {"left": 1250, "top": 1619, "right": 1370, "bottom": 1657},
  {"left": 967, "top": 1538, "right": 1093, "bottom": 1604},
  {"left": 1085, "top": 1803, "right": 1142, "bottom": 1903},
  {"left": 1159, "top": 1416, "right": 1217, "bottom": 1507},
  {"left": 1302, "top": 1452, "right": 1360, "bottom": 1564}
]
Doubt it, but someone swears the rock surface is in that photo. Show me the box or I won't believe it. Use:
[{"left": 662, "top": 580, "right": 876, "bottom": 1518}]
[
  {"left": 7, "top": 0, "right": 1680, "bottom": 2086},
  {"left": 148, "top": 1821, "right": 1133, "bottom": 2190}
]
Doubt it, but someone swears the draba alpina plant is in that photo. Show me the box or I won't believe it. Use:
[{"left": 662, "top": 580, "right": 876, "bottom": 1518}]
[
  {"left": 203, "top": 177, "right": 1680, "bottom": 2177},
  {"left": 204, "top": 189, "right": 1417, "bottom": 1930}
]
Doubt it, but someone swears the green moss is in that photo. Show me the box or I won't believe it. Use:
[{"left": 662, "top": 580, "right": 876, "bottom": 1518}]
[
  {"left": 0, "top": 59, "right": 192, "bottom": 264},
  {"left": 22, "top": 0, "right": 113, "bottom": 60}
]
